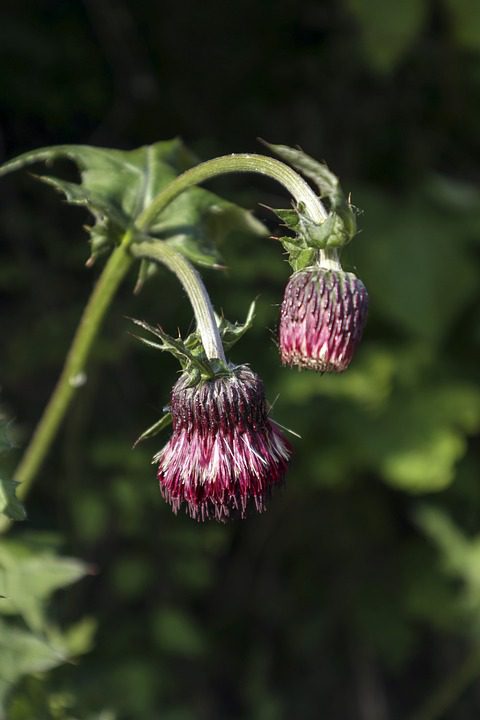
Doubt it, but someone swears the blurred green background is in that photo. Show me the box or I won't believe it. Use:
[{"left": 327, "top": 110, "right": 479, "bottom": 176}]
[{"left": 1, "top": 1, "right": 480, "bottom": 719}]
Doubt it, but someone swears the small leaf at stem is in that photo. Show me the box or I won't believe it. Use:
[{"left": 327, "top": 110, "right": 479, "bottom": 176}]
[
  {"left": 264, "top": 141, "right": 358, "bottom": 251},
  {"left": 134, "top": 413, "right": 172, "bottom": 447},
  {"left": 215, "top": 301, "right": 256, "bottom": 351}
]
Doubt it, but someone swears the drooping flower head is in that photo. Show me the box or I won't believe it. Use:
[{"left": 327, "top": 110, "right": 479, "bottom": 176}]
[
  {"left": 279, "top": 266, "right": 368, "bottom": 372},
  {"left": 155, "top": 365, "right": 291, "bottom": 521}
]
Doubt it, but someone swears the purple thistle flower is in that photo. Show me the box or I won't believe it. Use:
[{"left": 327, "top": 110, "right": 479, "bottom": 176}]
[
  {"left": 279, "top": 267, "right": 368, "bottom": 372},
  {"left": 155, "top": 366, "right": 291, "bottom": 522}
]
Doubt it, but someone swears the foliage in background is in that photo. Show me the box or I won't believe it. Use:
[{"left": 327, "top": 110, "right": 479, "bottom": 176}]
[{"left": 0, "top": 0, "right": 480, "bottom": 718}]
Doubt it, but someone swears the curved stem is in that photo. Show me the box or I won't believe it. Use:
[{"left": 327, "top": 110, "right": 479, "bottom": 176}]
[
  {"left": 131, "top": 241, "right": 225, "bottom": 362},
  {"left": 1, "top": 150, "right": 326, "bottom": 532},
  {"left": 136, "top": 154, "right": 328, "bottom": 231},
  {"left": 0, "top": 233, "right": 134, "bottom": 533}
]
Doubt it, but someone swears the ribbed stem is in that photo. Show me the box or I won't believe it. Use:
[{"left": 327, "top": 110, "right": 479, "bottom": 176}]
[
  {"left": 136, "top": 154, "right": 328, "bottom": 231},
  {"left": 131, "top": 241, "right": 225, "bottom": 362},
  {"left": 1, "top": 151, "right": 326, "bottom": 532}
]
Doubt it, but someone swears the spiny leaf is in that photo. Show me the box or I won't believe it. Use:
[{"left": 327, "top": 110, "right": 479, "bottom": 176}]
[
  {"left": 130, "top": 318, "right": 215, "bottom": 378},
  {"left": 0, "top": 140, "right": 267, "bottom": 269},
  {"left": 215, "top": 301, "right": 256, "bottom": 351},
  {"left": 263, "top": 141, "right": 342, "bottom": 203},
  {"left": 133, "top": 304, "right": 256, "bottom": 444},
  {"left": 265, "top": 141, "right": 357, "bottom": 253}
]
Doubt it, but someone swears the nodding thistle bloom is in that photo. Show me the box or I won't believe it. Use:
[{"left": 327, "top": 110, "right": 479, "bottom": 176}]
[
  {"left": 279, "top": 266, "right": 368, "bottom": 372},
  {"left": 154, "top": 366, "right": 291, "bottom": 522}
]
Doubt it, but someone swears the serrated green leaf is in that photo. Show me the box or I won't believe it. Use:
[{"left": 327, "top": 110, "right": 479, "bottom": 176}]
[
  {"left": 216, "top": 301, "right": 256, "bottom": 351},
  {"left": 131, "top": 318, "right": 215, "bottom": 379},
  {"left": 280, "top": 242, "right": 316, "bottom": 272},
  {"left": 271, "top": 207, "right": 303, "bottom": 231},
  {"left": 264, "top": 141, "right": 341, "bottom": 202},
  {"left": 0, "top": 140, "right": 267, "bottom": 268},
  {"left": 0, "top": 540, "right": 90, "bottom": 631},
  {"left": 0, "top": 619, "right": 67, "bottom": 713}
]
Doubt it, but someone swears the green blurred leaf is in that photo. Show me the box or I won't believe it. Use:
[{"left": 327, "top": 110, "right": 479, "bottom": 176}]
[
  {"left": 152, "top": 608, "right": 206, "bottom": 657},
  {"left": 443, "top": 0, "right": 480, "bottom": 51},
  {"left": 0, "top": 620, "right": 67, "bottom": 714},
  {"left": 416, "top": 507, "right": 480, "bottom": 629},
  {"left": 0, "top": 540, "right": 90, "bottom": 631},
  {"left": 347, "top": 0, "right": 427, "bottom": 73},
  {"left": 60, "top": 617, "right": 97, "bottom": 658},
  {"left": 282, "top": 345, "right": 396, "bottom": 410},
  {"left": 367, "top": 383, "right": 480, "bottom": 492},
  {"left": 354, "top": 186, "right": 479, "bottom": 342}
]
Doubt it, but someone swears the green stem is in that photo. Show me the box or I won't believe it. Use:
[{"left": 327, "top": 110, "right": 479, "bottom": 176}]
[
  {"left": 136, "top": 153, "right": 328, "bottom": 231},
  {"left": 409, "top": 645, "right": 480, "bottom": 720},
  {"left": 2, "top": 151, "right": 327, "bottom": 531},
  {"left": 131, "top": 241, "right": 225, "bottom": 362},
  {"left": 0, "top": 232, "right": 134, "bottom": 533}
]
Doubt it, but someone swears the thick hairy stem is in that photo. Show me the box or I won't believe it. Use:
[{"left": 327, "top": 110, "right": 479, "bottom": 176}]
[
  {"left": 136, "top": 153, "right": 328, "bottom": 231},
  {"left": 131, "top": 241, "right": 225, "bottom": 362},
  {"left": 0, "top": 234, "right": 134, "bottom": 533},
  {"left": 2, "top": 151, "right": 326, "bottom": 531}
]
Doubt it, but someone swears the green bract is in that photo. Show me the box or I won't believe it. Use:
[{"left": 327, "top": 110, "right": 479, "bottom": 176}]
[
  {"left": 264, "top": 142, "right": 358, "bottom": 269},
  {"left": 131, "top": 302, "right": 256, "bottom": 445}
]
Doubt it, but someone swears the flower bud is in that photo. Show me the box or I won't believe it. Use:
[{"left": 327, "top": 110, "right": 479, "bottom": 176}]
[
  {"left": 279, "top": 267, "right": 368, "bottom": 372},
  {"left": 155, "top": 366, "right": 291, "bottom": 521}
]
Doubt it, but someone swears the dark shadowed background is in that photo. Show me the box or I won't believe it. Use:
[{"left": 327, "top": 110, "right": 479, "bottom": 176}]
[{"left": 1, "top": 1, "right": 480, "bottom": 719}]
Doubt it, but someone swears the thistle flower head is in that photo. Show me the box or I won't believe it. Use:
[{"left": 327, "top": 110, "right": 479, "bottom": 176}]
[
  {"left": 279, "top": 266, "right": 368, "bottom": 372},
  {"left": 155, "top": 365, "right": 291, "bottom": 522}
]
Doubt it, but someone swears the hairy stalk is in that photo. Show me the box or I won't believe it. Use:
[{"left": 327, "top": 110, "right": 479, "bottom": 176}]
[
  {"left": 0, "top": 233, "right": 134, "bottom": 533},
  {"left": 409, "top": 645, "right": 480, "bottom": 720},
  {"left": 3, "top": 151, "right": 327, "bottom": 531},
  {"left": 131, "top": 241, "right": 226, "bottom": 362},
  {"left": 136, "top": 153, "right": 328, "bottom": 230}
]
